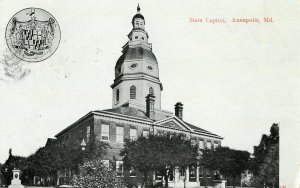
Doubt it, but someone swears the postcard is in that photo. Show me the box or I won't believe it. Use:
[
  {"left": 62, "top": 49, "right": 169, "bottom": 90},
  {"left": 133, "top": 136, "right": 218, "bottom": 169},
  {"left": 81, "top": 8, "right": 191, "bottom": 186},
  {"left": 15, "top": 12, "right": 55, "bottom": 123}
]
[{"left": 0, "top": 1, "right": 298, "bottom": 188}]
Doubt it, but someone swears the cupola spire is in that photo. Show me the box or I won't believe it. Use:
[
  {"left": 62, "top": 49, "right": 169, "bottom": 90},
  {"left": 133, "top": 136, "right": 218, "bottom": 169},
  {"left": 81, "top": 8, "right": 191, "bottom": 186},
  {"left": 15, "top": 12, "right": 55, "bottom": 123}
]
[{"left": 137, "top": 4, "right": 140, "bottom": 12}]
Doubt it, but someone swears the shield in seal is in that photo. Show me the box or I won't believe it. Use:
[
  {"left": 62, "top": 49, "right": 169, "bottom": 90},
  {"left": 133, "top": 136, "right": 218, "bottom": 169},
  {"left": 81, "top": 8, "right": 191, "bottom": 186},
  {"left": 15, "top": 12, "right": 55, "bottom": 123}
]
[{"left": 5, "top": 8, "right": 61, "bottom": 62}]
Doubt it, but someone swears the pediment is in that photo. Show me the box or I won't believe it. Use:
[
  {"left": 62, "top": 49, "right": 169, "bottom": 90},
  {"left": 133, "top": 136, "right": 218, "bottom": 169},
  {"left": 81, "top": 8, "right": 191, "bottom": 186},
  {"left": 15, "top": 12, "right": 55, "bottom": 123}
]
[{"left": 154, "top": 116, "right": 192, "bottom": 131}]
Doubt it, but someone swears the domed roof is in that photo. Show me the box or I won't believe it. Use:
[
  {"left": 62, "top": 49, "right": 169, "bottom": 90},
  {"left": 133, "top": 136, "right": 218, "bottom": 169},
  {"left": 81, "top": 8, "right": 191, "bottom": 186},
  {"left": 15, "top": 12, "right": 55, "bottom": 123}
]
[{"left": 116, "top": 47, "right": 157, "bottom": 68}]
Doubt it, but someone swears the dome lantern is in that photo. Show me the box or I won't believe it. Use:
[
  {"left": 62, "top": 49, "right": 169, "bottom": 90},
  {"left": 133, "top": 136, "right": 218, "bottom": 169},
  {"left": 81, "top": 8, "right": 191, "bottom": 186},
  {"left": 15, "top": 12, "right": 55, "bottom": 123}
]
[{"left": 132, "top": 4, "right": 145, "bottom": 29}]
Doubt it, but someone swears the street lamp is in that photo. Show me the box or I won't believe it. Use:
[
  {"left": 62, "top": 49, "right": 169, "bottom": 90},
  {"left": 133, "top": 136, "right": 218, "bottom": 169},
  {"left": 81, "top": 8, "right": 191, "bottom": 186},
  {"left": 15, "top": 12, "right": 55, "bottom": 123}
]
[{"left": 80, "top": 139, "right": 87, "bottom": 151}]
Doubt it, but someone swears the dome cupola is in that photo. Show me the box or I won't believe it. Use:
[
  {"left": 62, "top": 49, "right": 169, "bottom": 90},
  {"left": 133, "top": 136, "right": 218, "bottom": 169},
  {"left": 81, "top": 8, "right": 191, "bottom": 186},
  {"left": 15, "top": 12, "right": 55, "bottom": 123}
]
[
  {"left": 111, "top": 4, "right": 163, "bottom": 111},
  {"left": 132, "top": 4, "right": 145, "bottom": 30}
]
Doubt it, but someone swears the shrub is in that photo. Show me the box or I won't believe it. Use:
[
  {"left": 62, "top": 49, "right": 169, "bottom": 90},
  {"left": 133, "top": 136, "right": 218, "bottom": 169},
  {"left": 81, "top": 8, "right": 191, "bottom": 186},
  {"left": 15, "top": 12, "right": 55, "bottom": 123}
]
[{"left": 71, "top": 159, "right": 126, "bottom": 188}]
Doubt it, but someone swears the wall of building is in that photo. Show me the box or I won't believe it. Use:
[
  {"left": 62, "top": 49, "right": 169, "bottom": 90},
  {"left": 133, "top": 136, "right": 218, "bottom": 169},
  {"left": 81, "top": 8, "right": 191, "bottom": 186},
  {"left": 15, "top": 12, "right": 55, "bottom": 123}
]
[
  {"left": 94, "top": 115, "right": 151, "bottom": 160},
  {"left": 56, "top": 116, "right": 95, "bottom": 148},
  {"left": 55, "top": 113, "right": 228, "bottom": 187}
]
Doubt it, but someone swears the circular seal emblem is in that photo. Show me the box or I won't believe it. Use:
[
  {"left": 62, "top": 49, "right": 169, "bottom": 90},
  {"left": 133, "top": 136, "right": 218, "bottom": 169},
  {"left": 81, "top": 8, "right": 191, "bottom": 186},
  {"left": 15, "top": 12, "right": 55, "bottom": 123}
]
[{"left": 5, "top": 8, "right": 60, "bottom": 62}]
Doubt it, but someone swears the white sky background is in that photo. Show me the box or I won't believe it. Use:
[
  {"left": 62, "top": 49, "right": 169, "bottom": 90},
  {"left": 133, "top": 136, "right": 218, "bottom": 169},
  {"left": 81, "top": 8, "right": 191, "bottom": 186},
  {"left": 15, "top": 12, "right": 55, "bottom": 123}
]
[{"left": 0, "top": 0, "right": 299, "bottom": 187}]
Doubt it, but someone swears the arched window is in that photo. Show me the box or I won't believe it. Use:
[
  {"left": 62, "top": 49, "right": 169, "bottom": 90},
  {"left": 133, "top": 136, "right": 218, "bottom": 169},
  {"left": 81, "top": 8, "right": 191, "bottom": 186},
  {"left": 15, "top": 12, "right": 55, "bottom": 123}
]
[
  {"left": 116, "top": 89, "right": 120, "bottom": 102},
  {"left": 149, "top": 87, "right": 154, "bottom": 95},
  {"left": 130, "top": 85, "right": 136, "bottom": 99}
]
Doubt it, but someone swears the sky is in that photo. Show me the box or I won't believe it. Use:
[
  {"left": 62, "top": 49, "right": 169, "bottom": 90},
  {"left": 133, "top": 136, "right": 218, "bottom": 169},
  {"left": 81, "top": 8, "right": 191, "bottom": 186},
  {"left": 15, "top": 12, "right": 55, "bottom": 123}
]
[{"left": 0, "top": 0, "right": 299, "bottom": 187}]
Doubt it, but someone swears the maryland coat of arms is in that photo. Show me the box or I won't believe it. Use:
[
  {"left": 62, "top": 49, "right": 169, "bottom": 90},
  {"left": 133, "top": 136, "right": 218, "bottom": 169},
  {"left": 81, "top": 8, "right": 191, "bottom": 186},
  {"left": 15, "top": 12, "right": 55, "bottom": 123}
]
[{"left": 5, "top": 8, "right": 60, "bottom": 62}]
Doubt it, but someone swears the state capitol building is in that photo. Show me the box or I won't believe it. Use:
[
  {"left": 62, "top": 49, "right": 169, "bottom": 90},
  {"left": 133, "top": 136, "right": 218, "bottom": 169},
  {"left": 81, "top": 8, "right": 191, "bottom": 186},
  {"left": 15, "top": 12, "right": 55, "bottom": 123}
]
[{"left": 48, "top": 5, "right": 224, "bottom": 187}]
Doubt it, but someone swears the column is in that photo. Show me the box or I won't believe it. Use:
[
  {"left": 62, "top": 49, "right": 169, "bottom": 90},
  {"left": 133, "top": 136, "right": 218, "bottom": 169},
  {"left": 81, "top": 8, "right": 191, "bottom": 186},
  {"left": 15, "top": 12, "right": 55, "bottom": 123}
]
[
  {"left": 186, "top": 167, "right": 189, "bottom": 183},
  {"left": 56, "top": 170, "right": 60, "bottom": 186},
  {"left": 196, "top": 166, "right": 200, "bottom": 183},
  {"left": 152, "top": 171, "right": 156, "bottom": 186},
  {"left": 174, "top": 167, "right": 180, "bottom": 184}
]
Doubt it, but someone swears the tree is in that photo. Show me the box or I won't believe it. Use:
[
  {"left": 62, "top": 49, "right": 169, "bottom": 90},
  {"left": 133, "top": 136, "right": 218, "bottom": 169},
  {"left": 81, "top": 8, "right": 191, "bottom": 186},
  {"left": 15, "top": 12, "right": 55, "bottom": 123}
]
[
  {"left": 250, "top": 123, "right": 279, "bottom": 188},
  {"left": 0, "top": 139, "right": 110, "bottom": 186},
  {"left": 121, "top": 132, "right": 198, "bottom": 188},
  {"left": 24, "top": 145, "right": 62, "bottom": 186},
  {"left": 259, "top": 143, "right": 279, "bottom": 187},
  {"left": 0, "top": 163, "right": 2, "bottom": 186},
  {"left": 200, "top": 146, "right": 250, "bottom": 187},
  {"left": 17, "top": 138, "right": 110, "bottom": 186},
  {"left": 121, "top": 135, "right": 156, "bottom": 187},
  {"left": 71, "top": 158, "right": 126, "bottom": 188}
]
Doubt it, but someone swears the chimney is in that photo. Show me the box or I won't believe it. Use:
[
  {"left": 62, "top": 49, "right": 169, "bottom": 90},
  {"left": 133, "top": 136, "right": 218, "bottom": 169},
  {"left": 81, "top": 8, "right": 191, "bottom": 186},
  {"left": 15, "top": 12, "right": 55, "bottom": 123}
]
[
  {"left": 146, "top": 94, "right": 155, "bottom": 120},
  {"left": 174, "top": 102, "right": 183, "bottom": 119}
]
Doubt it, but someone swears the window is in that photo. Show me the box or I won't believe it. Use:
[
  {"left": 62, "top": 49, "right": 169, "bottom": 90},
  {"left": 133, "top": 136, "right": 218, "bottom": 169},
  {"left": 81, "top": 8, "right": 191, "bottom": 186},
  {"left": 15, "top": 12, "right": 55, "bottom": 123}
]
[
  {"left": 206, "top": 168, "right": 211, "bottom": 177},
  {"left": 141, "top": 37, "right": 144, "bottom": 40},
  {"left": 101, "top": 124, "right": 109, "bottom": 141},
  {"left": 199, "top": 166, "right": 204, "bottom": 178},
  {"left": 147, "top": 66, "right": 153, "bottom": 70},
  {"left": 130, "top": 63, "right": 137, "bottom": 69},
  {"left": 157, "top": 131, "right": 166, "bottom": 136},
  {"left": 116, "top": 161, "right": 123, "bottom": 176},
  {"left": 155, "top": 170, "right": 163, "bottom": 181},
  {"left": 130, "top": 129, "right": 137, "bottom": 140},
  {"left": 199, "top": 140, "right": 204, "bottom": 149},
  {"left": 142, "top": 130, "right": 149, "bottom": 138},
  {"left": 80, "top": 129, "right": 84, "bottom": 139},
  {"left": 149, "top": 87, "right": 154, "bottom": 95},
  {"left": 86, "top": 126, "right": 91, "bottom": 143},
  {"left": 116, "top": 89, "right": 119, "bottom": 102},
  {"left": 157, "top": 131, "right": 161, "bottom": 136},
  {"left": 135, "top": 36, "right": 138, "bottom": 39},
  {"left": 207, "top": 141, "right": 212, "bottom": 149},
  {"left": 101, "top": 160, "right": 109, "bottom": 168},
  {"left": 116, "top": 126, "right": 124, "bottom": 142},
  {"left": 214, "top": 142, "right": 219, "bottom": 148},
  {"left": 180, "top": 168, "right": 185, "bottom": 176},
  {"left": 130, "top": 85, "right": 136, "bottom": 99},
  {"left": 191, "top": 139, "right": 196, "bottom": 146},
  {"left": 189, "top": 165, "right": 196, "bottom": 181}
]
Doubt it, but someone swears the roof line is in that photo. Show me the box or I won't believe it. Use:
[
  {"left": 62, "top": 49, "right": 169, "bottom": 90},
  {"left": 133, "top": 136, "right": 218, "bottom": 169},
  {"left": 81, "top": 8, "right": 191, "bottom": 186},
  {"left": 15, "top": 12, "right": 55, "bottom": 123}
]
[
  {"left": 55, "top": 110, "right": 153, "bottom": 138},
  {"left": 55, "top": 111, "right": 93, "bottom": 138},
  {"left": 54, "top": 110, "right": 223, "bottom": 140},
  {"left": 93, "top": 110, "right": 153, "bottom": 123}
]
